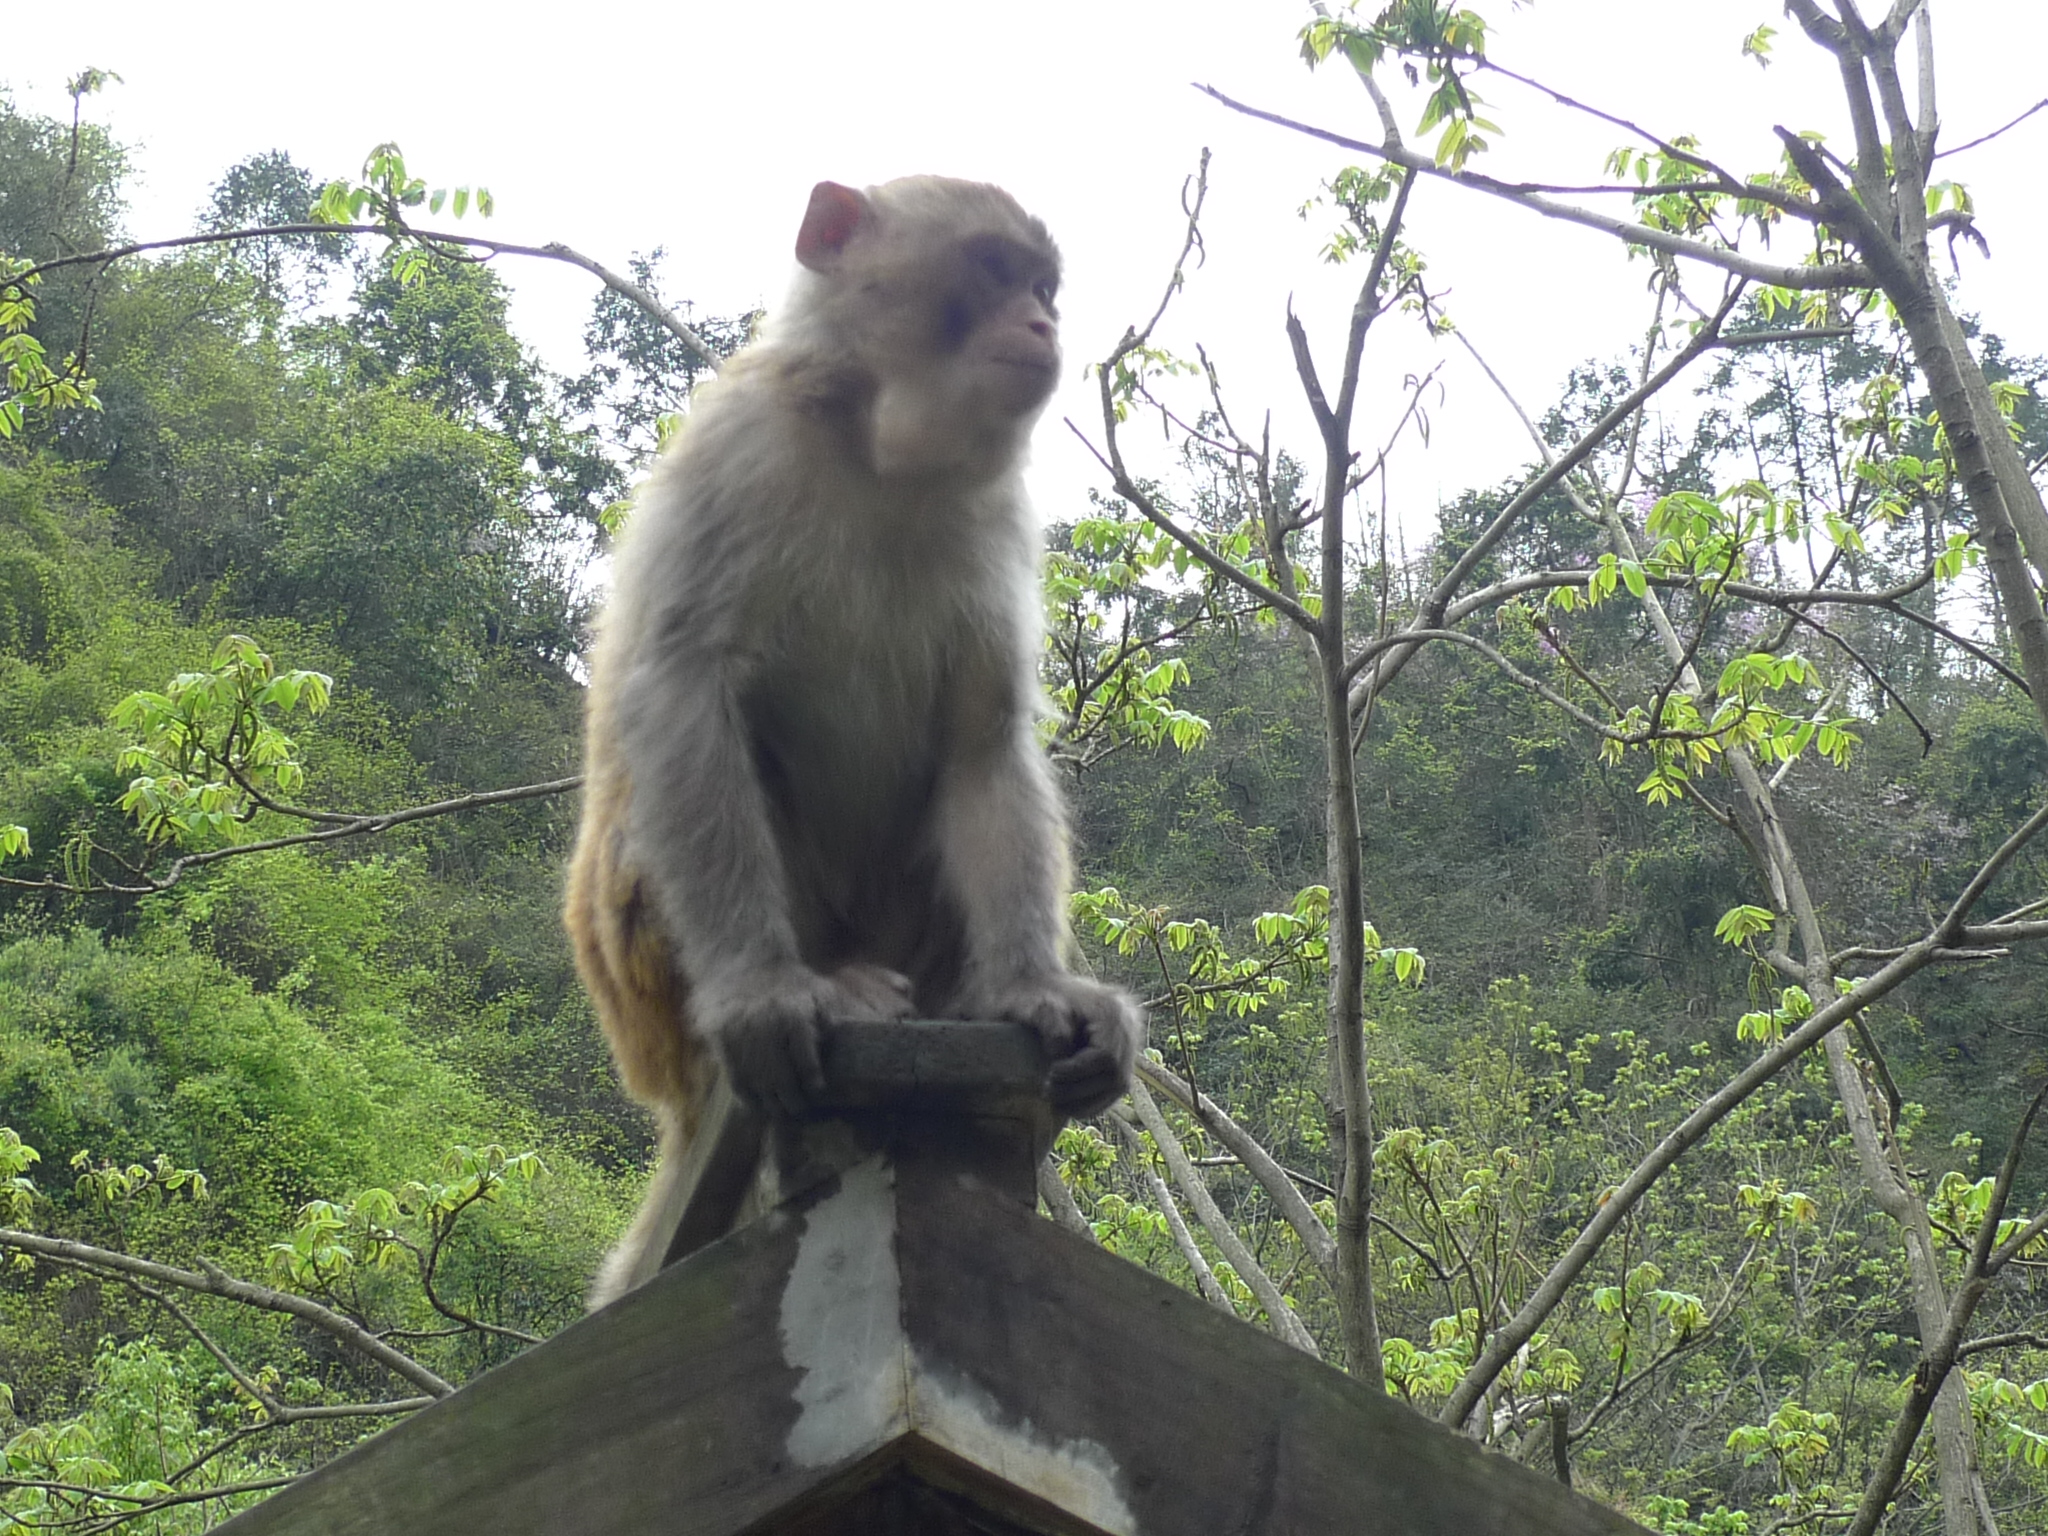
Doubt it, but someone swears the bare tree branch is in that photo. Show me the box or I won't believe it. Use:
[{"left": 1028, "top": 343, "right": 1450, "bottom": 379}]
[
  {"left": 1109, "top": 1113, "right": 1235, "bottom": 1313},
  {"left": 1442, "top": 936, "right": 1934, "bottom": 1427},
  {"left": 1078, "top": 152, "right": 1320, "bottom": 636},
  {"left": 0, "top": 776, "right": 582, "bottom": 897},
  {"left": 0, "top": 1229, "right": 452, "bottom": 1397},
  {"left": 1197, "top": 86, "right": 1877, "bottom": 291},
  {"left": 0, "top": 1474, "right": 300, "bottom": 1527},
  {"left": 1959, "top": 1330, "right": 2048, "bottom": 1359},
  {"left": 9, "top": 224, "right": 724, "bottom": 371},
  {"left": 1036, "top": 1157, "right": 1097, "bottom": 1241},
  {"left": 1137, "top": 1056, "right": 1337, "bottom": 1279},
  {"left": 1127, "top": 1080, "right": 1320, "bottom": 1355},
  {"left": 1345, "top": 290, "right": 1740, "bottom": 711}
]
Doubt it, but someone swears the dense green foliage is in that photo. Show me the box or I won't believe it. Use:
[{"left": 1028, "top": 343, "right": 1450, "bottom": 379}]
[
  {"left": 3, "top": 64, "right": 2048, "bottom": 1536},
  {"left": 0, "top": 97, "right": 650, "bottom": 1525}
]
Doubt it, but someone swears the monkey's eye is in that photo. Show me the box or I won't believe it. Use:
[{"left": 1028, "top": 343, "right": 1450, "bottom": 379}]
[{"left": 1032, "top": 279, "right": 1058, "bottom": 308}]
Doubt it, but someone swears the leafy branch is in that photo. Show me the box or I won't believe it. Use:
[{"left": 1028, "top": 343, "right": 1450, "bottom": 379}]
[{"left": 1, "top": 635, "right": 579, "bottom": 897}]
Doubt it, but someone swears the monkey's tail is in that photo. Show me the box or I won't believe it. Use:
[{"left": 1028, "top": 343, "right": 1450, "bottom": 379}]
[{"left": 587, "top": 1104, "right": 694, "bottom": 1310}]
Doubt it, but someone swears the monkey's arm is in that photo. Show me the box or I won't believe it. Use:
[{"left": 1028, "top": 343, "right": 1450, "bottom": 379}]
[
  {"left": 621, "top": 648, "right": 796, "bottom": 982},
  {"left": 934, "top": 717, "right": 1068, "bottom": 982},
  {"left": 934, "top": 712, "right": 1142, "bottom": 1116}
]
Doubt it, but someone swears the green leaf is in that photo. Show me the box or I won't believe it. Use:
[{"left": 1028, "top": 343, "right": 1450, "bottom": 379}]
[
  {"left": 1737, "top": 1009, "right": 1780, "bottom": 1043},
  {"left": 1714, "top": 904, "right": 1775, "bottom": 946}
]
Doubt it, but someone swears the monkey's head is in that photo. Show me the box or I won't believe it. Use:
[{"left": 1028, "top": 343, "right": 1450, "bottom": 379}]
[{"left": 782, "top": 176, "right": 1062, "bottom": 480}]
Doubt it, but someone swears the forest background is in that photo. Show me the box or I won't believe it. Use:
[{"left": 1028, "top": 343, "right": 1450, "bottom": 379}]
[{"left": 6, "top": 3, "right": 2048, "bottom": 1534}]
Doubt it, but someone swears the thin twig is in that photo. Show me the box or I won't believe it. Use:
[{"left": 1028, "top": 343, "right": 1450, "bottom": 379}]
[
  {"left": 1936, "top": 97, "right": 2048, "bottom": 158},
  {"left": 9, "top": 225, "right": 723, "bottom": 370}
]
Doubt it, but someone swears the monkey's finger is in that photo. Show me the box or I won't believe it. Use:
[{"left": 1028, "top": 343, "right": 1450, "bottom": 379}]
[
  {"left": 1021, "top": 998, "right": 1080, "bottom": 1057},
  {"left": 1048, "top": 1047, "right": 1128, "bottom": 1116}
]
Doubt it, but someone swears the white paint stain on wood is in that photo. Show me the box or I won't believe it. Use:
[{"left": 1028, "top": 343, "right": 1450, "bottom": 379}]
[
  {"left": 779, "top": 1155, "right": 1137, "bottom": 1533},
  {"left": 911, "top": 1353, "right": 1139, "bottom": 1535},
  {"left": 779, "top": 1157, "right": 909, "bottom": 1466}
]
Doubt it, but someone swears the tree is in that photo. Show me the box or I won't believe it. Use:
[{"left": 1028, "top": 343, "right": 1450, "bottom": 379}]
[{"left": 1058, "top": 5, "right": 2048, "bottom": 1529}]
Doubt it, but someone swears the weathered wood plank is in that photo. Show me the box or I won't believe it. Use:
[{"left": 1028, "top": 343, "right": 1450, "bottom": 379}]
[
  {"left": 894, "top": 1159, "right": 1646, "bottom": 1536},
  {"left": 214, "top": 1190, "right": 855, "bottom": 1536},
  {"left": 218, "top": 1026, "right": 1643, "bottom": 1535},
  {"left": 814, "top": 1019, "right": 1052, "bottom": 1112},
  {"left": 222, "top": 1142, "right": 1644, "bottom": 1535},
  {"left": 655, "top": 1020, "right": 1057, "bottom": 1272}
]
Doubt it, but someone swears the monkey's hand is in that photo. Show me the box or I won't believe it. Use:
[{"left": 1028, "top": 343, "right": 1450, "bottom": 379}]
[
  {"left": 707, "top": 965, "right": 914, "bottom": 1117},
  {"left": 979, "top": 974, "right": 1144, "bottom": 1117}
]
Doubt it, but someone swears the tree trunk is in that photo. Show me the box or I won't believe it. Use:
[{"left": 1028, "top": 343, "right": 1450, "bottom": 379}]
[
  {"left": 1322, "top": 625, "right": 1383, "bottom": 1385},
  {"left": 1893, "top": 287, "right": 2048, "bottom": 732},
  {"left": 1933, "top": 288, "right": 2048, "bottom": 588},
  {"left": 1821, "top": 1026, "right": 1979, "bottom": 1536}
]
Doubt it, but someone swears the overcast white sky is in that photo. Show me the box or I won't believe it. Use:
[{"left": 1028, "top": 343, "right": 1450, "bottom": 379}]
[{"left": 14, "top": 1, "right": 2048, "bottom": 533}]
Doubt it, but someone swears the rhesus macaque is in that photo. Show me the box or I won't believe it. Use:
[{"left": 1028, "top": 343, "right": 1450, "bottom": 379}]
[{"left": 566, "top": 177, "right": 1144, "bottom": 1305}]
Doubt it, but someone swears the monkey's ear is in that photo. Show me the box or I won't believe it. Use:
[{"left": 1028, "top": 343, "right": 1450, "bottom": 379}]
[{"left": 795, "top": 181, "right": 871, "bottom": 271}]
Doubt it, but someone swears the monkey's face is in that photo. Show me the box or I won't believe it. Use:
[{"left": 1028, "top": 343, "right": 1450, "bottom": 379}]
[
  {"left": 790, "top": 177, "right": 1064, "bottom": 476},
  {"left": 936, "top": 232, "right": 1062, "bottom": 421}
]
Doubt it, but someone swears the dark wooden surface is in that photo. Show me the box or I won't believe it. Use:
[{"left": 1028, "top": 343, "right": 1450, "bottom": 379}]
[
  {"left": 813, "top": 1019, "right": 1053, "bottom": 1113},
  {"left": 778, "top": 1468, "right": 1030, "bottom": 1536},
  {"left": 762, "top": 1440, "right": 1116, "bottom": 1536},
  {"left": 894, "top": 1158, "right": 1646, "bottom": 1536},
  {"left": 219, "top": 1105, "right": 1647, "bottom": 1535},
  {"left": 218, "top": 1193, "right": 826, "bottom": 1536},
  {"left": 660, "top": 1020, "right": 1060, "bottom": 1272}
]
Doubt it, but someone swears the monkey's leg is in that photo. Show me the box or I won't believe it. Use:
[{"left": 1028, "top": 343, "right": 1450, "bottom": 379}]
[
  {"left": 619, "top": 653, "right": 922, "bottom": 1113},
  {"left": 567, "top": 776, "right": 725, "bottom": 1305},
  {"left": 565, "top": 769, "right": 703, "bottom": 1112}
]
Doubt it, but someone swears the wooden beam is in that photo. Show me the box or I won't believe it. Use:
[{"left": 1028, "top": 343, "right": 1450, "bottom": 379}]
[
  {"left": 650, "top": 1020, "right": 1061, "bottom": 1275},
  {"left": 220, "top": 1097, "right": 1646, "bottom": 1534}
]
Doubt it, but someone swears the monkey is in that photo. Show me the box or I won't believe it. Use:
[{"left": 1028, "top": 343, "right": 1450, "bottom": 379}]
[{"left": 565, "top": 176, "right": 1145, "bottom": 1306}]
